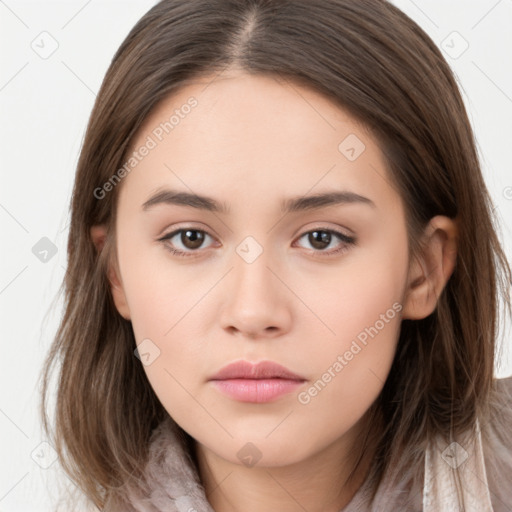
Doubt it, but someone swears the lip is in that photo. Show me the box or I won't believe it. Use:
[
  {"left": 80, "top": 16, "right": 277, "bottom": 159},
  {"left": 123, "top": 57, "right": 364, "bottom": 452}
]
[
  {"left": 209, "top": 360, "right": 306, "bottom": 381},
  {"left": 208, "top": 360, "right": 306, "bottom": 403}
]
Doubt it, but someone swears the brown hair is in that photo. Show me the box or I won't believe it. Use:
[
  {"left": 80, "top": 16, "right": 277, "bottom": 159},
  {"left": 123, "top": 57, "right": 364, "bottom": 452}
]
[{"left": 39, "top": 0, "right": 512, "bottom": 509}]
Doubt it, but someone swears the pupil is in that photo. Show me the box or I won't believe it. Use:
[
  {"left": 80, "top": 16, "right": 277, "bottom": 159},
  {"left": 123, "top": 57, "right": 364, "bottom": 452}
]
[
  {"left": 183, "top": 230, "right": 204, "bottom": 249},
  {"left": 310, "top": 230, "right": 330, "bottom": 250}
]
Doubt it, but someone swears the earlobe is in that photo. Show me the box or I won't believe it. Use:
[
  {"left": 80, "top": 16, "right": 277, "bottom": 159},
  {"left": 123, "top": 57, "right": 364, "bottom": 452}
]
[
  {"left": 402, "top": 215, "right": 458, "bottom": 321},
  {"left": 90, "top": 224, "right": 131, "bottom": 321}
]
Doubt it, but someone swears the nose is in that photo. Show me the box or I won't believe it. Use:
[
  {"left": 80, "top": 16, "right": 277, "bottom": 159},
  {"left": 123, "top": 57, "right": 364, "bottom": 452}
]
[{"left": 219, "top": 248, "right": 293, "bottom": 339}]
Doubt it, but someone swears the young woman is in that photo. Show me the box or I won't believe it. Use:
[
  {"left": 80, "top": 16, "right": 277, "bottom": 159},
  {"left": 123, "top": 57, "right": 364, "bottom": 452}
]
[{"left": 39, "top": 1, "right": 512, "bottom": 510}]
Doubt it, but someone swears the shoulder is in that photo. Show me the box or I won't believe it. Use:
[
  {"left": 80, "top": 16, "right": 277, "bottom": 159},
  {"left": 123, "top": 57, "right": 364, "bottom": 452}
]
[
  {"left": 488, "top": 375, "right": 512, "bottom": 442},
  {"left": 491, "top": 375, "right": 512, "bottom": 421},
  {"left": 495, "top": 374, "right": 512, "bottom": 392},
  {"left": 484, "top": 375, "right": 512, "bottom": 512}
]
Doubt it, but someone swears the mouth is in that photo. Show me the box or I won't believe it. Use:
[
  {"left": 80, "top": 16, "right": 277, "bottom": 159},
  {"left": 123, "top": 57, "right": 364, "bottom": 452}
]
[{"left": 208, "top": 360, "right": 307, "bottom": 403}]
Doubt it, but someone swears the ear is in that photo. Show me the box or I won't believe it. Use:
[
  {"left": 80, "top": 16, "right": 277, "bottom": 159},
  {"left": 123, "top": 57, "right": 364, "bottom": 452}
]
[
  {"left": 402, "top": 215, "right": 458, "bottom": 320},
  {"left": 90, "top": 224, "right": 131, "bottom": 320}
]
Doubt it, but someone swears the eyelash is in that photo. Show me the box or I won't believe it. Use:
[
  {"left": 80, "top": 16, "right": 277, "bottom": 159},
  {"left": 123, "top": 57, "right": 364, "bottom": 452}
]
[{"left": 157, "top": 227, "right": 356, "bottom": 259}]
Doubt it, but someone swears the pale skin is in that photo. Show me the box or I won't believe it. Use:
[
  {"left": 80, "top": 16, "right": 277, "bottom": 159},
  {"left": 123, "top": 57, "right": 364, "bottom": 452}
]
[{"left": 91, "top": 71, "right": 458, "bottom": 512}]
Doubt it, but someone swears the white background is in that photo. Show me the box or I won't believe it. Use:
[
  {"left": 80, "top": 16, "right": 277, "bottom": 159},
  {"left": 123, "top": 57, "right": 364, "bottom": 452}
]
[{"left": 1, "top": 1, "right": 511, "bottom": 510}]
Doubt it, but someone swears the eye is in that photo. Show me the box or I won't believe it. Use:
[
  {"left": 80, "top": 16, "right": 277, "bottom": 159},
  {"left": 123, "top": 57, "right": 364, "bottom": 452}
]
[
  {"left": 158, "top": 226, "right": 356, "bottom": 259},
  {"left": 158, "top": 228, "right": 216, "bottom": 258},
  {"left": 294, "top": 228, "right": 356, "bottom": 257}
]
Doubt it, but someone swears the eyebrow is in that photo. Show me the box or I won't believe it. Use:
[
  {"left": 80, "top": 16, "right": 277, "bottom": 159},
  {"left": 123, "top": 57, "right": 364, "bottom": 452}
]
[{"left": 141, "top": 188, "right": 376, "bottom": 214}]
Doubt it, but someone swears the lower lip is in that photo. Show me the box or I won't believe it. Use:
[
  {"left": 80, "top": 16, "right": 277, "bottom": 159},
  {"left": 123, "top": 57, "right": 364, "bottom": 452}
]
[{"left": 210, "top": 378, "right": 305, "bottom": 403}]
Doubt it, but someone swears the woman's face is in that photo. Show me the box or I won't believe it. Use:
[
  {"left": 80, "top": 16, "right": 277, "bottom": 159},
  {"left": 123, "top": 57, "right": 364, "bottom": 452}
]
[{"left": 108, "top": 72, "right": 412, "bottom": 466}]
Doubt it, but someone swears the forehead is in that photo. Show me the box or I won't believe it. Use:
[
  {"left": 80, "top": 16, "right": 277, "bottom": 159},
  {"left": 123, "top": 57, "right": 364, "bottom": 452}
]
[{"left": 119, "top": 72, "right": 399, "bottom": 213}]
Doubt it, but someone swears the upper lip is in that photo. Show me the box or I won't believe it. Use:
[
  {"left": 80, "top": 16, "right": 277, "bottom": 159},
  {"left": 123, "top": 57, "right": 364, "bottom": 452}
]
[{"left": 209, "top": 360, "right": 306, "bottom": 381}]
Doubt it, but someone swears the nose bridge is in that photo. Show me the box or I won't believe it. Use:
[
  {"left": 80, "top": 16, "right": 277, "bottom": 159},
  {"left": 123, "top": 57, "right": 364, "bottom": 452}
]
[
  {"left": 232, "top": 236, "right": 276, "bottom": 300},
  {"left": 219, "top": 236, "right": 291, "bottom": 336}
]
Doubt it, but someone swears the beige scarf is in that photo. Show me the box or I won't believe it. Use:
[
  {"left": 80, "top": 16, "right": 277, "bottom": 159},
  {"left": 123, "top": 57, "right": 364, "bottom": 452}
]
[
  {"left": 423, "top": 417, "right": 494, "bottom": 512},
  {"left": 104, "top": 415, "right": 497, "bottom": 511}
]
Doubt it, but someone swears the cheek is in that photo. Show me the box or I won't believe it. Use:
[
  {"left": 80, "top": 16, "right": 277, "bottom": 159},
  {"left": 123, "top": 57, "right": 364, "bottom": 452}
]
[
  {"left": 295, "top": 213, "right": 409, "bottom": 346},
  {"left": 121, "top": 262, "right": 205, "bottom": 419},
  {"left": 293, "top": 301, "right": 402, "bottom": 457},
  {"left": 117, "top": 233, "right": 193, "bottom": 338},
  {"left": 294, "top": 235, "right": 407, "bottom": 424},
  {"left": 306, "top": 232, "right": 407, "bottom": 357}
]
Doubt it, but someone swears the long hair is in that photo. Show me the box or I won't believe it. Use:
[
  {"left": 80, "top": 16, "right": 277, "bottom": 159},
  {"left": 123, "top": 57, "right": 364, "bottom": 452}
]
[{"left": 39, "top": 0, "right": 512, "bottom": 509}]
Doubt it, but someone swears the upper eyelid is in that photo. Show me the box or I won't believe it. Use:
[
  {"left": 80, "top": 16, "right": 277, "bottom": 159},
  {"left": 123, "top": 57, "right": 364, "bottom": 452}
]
[{"left": 159, "top": 219, "right": 354, "bottom": 235}]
